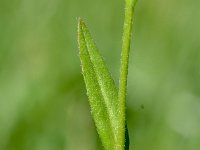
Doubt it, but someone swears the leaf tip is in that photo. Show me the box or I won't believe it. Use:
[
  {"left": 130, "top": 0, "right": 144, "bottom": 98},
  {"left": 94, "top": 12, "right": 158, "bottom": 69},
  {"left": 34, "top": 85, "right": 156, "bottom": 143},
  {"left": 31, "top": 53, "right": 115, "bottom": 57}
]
[
  {"left": 77, "top": 17, "right": 82, "bottom": 34},
  {"left": 77, "top": 18, "right": 89, "bottom": 55},
  {"left": 78, "top": 17, "right": 82, "bottom": 28},
  {"left": 77, "top": 18, "right": 83, "bottom": 50},
  {"left": 78, "top": 17, "right": 86, "bottom": 31},
  {"left": 77, "top": 18, "right": 87, "bottom": 42}
]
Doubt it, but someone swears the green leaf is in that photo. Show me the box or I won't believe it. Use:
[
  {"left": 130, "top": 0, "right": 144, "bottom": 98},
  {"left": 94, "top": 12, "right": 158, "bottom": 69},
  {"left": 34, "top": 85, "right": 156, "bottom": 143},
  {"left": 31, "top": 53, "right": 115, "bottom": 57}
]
[{"left": 78, "top": 19, "right": 119, "bottom": 150}]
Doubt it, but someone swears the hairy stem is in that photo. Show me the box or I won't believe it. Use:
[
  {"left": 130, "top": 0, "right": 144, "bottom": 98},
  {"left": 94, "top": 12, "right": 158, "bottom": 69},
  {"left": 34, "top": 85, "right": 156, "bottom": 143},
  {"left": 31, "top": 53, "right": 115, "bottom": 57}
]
[{"left": 117, "top": 0, "right": 137, "bottom": 149}]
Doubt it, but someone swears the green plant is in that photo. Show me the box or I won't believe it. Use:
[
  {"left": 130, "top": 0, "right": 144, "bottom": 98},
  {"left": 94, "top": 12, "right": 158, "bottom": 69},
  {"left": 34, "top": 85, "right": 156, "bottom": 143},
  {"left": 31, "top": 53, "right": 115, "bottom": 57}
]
[{"left": 77, "top": 0, "right": 137, "bottom": 149}]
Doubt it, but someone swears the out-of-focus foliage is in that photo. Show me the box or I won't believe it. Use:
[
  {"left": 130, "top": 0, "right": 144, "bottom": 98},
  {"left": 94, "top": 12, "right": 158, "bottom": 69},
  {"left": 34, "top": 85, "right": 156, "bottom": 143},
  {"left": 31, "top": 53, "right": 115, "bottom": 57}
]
[{"left": 0, "top": 0, "right": 200, "bottom": 150}]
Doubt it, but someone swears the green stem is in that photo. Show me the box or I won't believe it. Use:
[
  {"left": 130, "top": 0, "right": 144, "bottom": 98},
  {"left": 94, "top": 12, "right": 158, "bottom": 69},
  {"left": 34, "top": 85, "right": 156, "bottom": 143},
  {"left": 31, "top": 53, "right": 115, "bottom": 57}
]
[{"left": 117, "top": 0, "right": 137, "bottom": 149}]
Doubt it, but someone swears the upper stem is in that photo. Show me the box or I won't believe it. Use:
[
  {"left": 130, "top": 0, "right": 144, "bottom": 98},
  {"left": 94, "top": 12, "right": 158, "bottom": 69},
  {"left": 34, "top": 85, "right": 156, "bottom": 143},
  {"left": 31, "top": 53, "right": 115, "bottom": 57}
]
[{"left": 117, "top": 0, "right": 137, "bottom": 149}]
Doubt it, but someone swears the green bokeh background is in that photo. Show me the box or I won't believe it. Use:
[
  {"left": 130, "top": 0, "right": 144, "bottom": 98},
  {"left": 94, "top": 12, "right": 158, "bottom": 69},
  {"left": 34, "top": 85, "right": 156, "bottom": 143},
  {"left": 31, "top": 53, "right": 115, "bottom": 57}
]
[{"left": 0, "top": 0, "right": 200, "bottom": 150}]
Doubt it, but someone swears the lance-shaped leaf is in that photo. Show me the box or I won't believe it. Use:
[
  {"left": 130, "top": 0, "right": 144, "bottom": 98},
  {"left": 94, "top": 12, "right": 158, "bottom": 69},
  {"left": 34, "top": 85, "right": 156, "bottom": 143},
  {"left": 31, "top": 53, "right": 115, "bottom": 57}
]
[{"left": 78, "top": 19, "right": 119, "bottom": 150}]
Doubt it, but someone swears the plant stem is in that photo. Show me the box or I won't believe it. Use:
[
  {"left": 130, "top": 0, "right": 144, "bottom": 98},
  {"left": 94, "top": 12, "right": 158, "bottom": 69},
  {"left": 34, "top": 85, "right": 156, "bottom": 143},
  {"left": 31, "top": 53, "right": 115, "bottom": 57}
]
[{"left": 117, "top": 0, "right": 137, "bottom": 149}]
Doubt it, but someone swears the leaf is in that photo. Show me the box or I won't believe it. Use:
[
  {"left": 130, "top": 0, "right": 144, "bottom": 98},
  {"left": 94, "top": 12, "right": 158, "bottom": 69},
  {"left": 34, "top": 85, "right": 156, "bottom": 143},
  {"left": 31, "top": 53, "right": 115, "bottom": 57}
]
[{"left": 78, "top": 19, "right": 119, "bottom": 150}]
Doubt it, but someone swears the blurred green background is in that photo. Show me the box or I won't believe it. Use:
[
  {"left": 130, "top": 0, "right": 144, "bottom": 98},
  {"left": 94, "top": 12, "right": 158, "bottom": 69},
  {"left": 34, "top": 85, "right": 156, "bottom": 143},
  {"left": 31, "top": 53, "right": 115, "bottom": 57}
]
[{"left": 0, "top": 0, "right": 200, "bottom": 149}]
